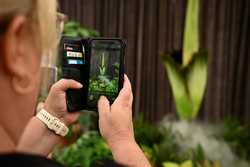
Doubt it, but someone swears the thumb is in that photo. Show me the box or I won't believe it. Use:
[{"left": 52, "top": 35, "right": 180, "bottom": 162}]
[
  {"left": 114, "top": 74, "right": 133, "bottom": 105},
  {"left": 98, "top": 96, "right": 110, "bottom": 116},
  {"left": 53, "top": 79, "right": 83, "bottom": 92}
]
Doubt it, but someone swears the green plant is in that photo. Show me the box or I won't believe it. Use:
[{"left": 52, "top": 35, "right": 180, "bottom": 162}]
[
  {"left": 134, "top": 114, "right": 164, "bottom": 147},
  {"left": 63, "top": 21, "right": 100, "bottom": 37},
  {"left": 53, "top": 131, "right": 112, "bottom": 167},
  {"left": 88, "top": 77, "right": 118, "bottom": 101},
  {"left": 133, "top": 115, "right": 209, "bottom": 167},
  {"left": 151, "top": 133, "right": 207, "bottom": 166},
  {"left": 163, "top": 160, "right": 193, "bottom": 167},
  {"left": 112, "top": 62, "right": 120, "bottom": 75},
  {"left": 98, "top": 53, "right": 107, "bottom": 76},
  {"left": 183, "top": 0, "right": 199, "bottom": 66},
  {"left": 220, "top": 118, "right": 250, "bottom": 161},
  {"left": 54, "top": 114, "right": 250, "bottom": 167},
  {"left": 161, "top": 0, "right": 208, "bottom": 120},
  {"left": 162, "top": 160, "right": 222, "bottom": 167},
  {"left": 88, "top": 52, "right": 119, "bottom": 101},
  {"left": 162, "top": 52, "right": 208, "bottom": 120}
]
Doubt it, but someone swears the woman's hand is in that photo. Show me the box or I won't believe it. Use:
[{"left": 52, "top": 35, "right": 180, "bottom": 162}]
[
  {"left": 98, "top": 75, "right": 134, "bottom": 146},
  {"left": 98, "top": 75, "right": 151, "bottom": 167},
  {"left": 44, "top": 79, "right": 82, "bottom": 125},
  {"left": 17, "top": 79, "right": 83, "bottom": 156}
]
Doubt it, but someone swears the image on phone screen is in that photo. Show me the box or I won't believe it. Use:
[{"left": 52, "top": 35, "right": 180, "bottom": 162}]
[{"left": 88, "top": 40, "right": 122, "bottom": 107}]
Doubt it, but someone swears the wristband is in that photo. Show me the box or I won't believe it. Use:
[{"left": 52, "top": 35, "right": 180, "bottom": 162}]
[{"left": 36, "top": 109, "right": 69, "bottom": 137}]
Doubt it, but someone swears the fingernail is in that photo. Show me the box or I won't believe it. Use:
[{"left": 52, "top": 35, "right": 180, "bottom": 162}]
[
  {"left": 100, "top": 96, "right": 107, "bottom": 100},
  {"left": 77, "top": 83, "right": 83, "bottom": 88}
]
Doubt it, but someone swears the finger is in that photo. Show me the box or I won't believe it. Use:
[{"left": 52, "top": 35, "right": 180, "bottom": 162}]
[
  {"left": 98, "top": 96, "right": 110, "bottom": 116},
  {"left": 67, "top": 112, "right": 81, "bottom": 124},
  {"left": 53, "top": 79, "right": 83, "bottom": 92},
  {"left": 118, "top": 75, "right": 133, "bottom": 101},
  {"left": 123, "top": 74, "right": 132, "bottom": 92},
  {"left": 114, "top": 74, "right": 133, "bottom": 105}
]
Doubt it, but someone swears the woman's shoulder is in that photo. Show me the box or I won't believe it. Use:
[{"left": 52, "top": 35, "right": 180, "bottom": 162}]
[{"left": 0, "top": 153, "right": 64, "bottom": 167}]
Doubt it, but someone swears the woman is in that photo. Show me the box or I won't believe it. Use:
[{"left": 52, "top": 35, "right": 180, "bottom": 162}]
[{"left": 0, "top": 0, "right": 151, "bottom": 166}]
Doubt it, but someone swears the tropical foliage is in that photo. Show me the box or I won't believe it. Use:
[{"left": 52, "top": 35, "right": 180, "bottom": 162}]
[
  {"left": 88, "top": 52, "right": 120, "bottom": 102},
  {"left": 53, "top": 115, "right": 250, "bottom": 167},
  {"left": 63, "top": 21, "right": 100, "bottom": 38},
  {"left": 161, "top": 0, "right": 207, "bottom": 120},
  {"left": 54, "top": 131, "right": 112, "bottom": 167}
]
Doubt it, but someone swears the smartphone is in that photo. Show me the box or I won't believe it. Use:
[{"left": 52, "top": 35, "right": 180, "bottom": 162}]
[
  {"left": 87, "top": 39, "right": 125, "bottom": 109},
  {"left": 60, "top": 37, "right": 125, "bottom": 112}
]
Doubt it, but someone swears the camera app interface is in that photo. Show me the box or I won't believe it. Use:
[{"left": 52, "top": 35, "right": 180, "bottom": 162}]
[
  {"left": 64, "top": 43, "right": 85, "bottom": 65},
  {"left": 88, "top": 40, "right": 121, "bottom": 107}
]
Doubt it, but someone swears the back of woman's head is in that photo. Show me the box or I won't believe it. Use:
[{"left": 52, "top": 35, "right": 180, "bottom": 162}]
[
  {"left": 0, "top": 0, "right": 58, "bottom": 52},
  {"left": 0, "top": 0, "right": 58, "bottom": 150}
]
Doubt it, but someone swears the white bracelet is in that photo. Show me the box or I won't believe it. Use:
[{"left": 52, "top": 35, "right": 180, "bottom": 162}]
[{"left": 36, "top": 109, "right": 69, "bottom": 137}]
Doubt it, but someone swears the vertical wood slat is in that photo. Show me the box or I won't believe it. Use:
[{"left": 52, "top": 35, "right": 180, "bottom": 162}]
[
  {"left": 59, "top": 0, "right": 250, "bottom": 123},
  {"left": 202, "top": 0, "right": 217, "bottom": 121},
  {"left": 231, "top": 0, "right": 243, "bottom": 118},
  {"left": 117, "top": 0, "right": 125, "bottom": 37},
  {"left": 235, "top": 0, "right": 249, "bottom": 122},
  {"left": 213, "top": 0, "right": 224, "bottom": 121},
  {"left": 156, "top": 0, "right": 169, "bottom": 120},
  {"left": 123, "top": 0, "right": 138, "bottom": 87},
  {"left": 107, "top": 0, "right": 118, "bottom": 37},
  {"left": 244, "top": 0, "right": 250, "bottom": 122},
  {"left": 134, "top": 0, "right": 144, "bottom": 117},
  {"left": 223, "top": 0, "right": 231, "bottom": 121}
]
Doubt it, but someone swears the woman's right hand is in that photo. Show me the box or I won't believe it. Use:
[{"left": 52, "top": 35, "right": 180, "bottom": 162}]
[
  {"left": 98, "top": 75, "right": 151, "bottom": 167},
  {"left": 98, "top": 75, "right": 134, "bottom": 147}
]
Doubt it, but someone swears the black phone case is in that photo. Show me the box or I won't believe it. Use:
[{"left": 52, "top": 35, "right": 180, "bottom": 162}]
[
  {"left": 60, "top": 36, "right": 126, "bottom": 112},
  {"left": 60, "top": 37, "right": 89, "bottom": 112}
]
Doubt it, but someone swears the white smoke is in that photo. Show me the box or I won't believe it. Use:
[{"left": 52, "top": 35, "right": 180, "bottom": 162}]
[{"left": 160, "top": 119, "right": 250, "bottom": 167}]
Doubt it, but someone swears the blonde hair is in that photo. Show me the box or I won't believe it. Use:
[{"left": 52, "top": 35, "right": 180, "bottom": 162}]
[{"left": 0, "top": 0, "right": 58, "bottom": 52}]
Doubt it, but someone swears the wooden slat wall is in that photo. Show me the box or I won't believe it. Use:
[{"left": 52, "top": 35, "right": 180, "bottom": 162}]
[{"left": 59, "top": 0, "right": 250, "bottom": 123}]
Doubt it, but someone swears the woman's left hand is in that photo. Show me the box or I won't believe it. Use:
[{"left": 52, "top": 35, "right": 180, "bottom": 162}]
[
  {"left": 44, "top": 79, "right": 83, "bottom": 125},
  {"left": 17, "top": 79, "right": 83, "bottom": 155}
]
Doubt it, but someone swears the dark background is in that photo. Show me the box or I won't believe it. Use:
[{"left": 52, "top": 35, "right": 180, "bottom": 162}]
[{"left": 59, "top": 0, "right": 250, "bottom": 123}]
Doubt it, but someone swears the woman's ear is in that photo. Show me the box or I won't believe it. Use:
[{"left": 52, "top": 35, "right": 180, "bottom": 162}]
[
  {"left": 11, "top": 73, "right": 36, "bottom": 94},
  {"left": 1, "top": 15, "right": 40, "bottom": 94}
]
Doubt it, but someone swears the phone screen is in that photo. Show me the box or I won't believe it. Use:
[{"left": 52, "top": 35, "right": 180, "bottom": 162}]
[{"left": 87, "top": 40, "right": 122, "bottom": 107}]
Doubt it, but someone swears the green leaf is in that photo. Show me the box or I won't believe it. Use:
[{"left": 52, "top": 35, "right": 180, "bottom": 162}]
[
  {"left": 64, "top": 21, "right": 80, "bottom": 30},
  {"left": 162, "top": 51, "right": 207, "bottom": 120},
  {"left": 78, "top": 28, "right": 90, "bottom": 37},
  {"left": 180, "top": 160, "right": 193, "bottom": 167},
  {"left": 87, "top": 29, "right": 100, "bottom": 37},
  {"left": 53, "top": 131, "right": 112, "bottom": 167},
  {"left": 162, "top": 0, "right": 205, "bottom": 120},
  {"left": 185, "top": 51, "right": 208, "bottom": 118},
  {"left": 64, "top": 31, "right": 78, "bottom": 37},
  {"left": 183, "top": 0, "right": 199, "bottom": 66},
  {"left": 63, "top": 21, "right": 100, "bottom": 38},
  {"left": 192, "top": 144, "right": 205, "bottom": 163},
  {"left": 99, "top": 53, "right": 106, "bottom": 76},
  {"left": 162, "top": 54, "right": 193, "bottom": 120},
  {"left": 163, "top": 162, "right": 180, "bottom": 167}
]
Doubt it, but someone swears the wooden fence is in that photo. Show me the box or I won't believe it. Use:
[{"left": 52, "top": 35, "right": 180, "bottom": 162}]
[{"left": 59, "top": 0, "right": 250, "bottom": 123}]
